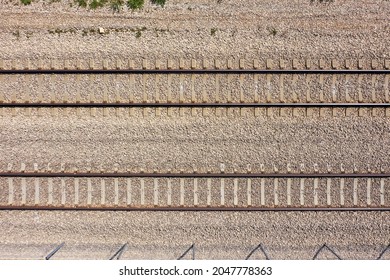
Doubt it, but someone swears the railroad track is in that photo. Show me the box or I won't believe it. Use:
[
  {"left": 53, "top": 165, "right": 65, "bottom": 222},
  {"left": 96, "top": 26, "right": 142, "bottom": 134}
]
[
  {"left": 0, "top": 58, "right": 389, "bottom": 117},
  {"left": 1, "top": 165, "right": 389, "bottom": 211}
]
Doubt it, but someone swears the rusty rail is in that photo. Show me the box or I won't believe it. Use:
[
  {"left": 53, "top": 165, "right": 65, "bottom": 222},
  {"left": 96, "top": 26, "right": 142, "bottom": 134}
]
[
  {"left": 1, "top": 102, "right": 390, "bottom": 107},
  {"left": 0, "top": 69, "right": 389, "bottom": 75},
  {"left": 0, "top": 172, "right": 389, "bottom": 178},
  {"left": 1, "top": 205, "right": 390, "bottom": 211}
]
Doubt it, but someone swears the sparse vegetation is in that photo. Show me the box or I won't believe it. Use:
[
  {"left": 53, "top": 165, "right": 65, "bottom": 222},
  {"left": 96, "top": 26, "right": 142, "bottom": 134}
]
[
  {"left": 310, "top": 0, "right": 334, "bottom": 3},
  {"left": 268, "top": 27, "right": 277, "bottom": 36},
  {"left": 12, "top": 30, "right": 20, "bottom": 39},
  {"left": 48, "top": 28, "right": 77, "bottom": 36},
  {"left": 135, "top": 26, "right": 146, "bottom": 37},
  {"left": 210, "top": 28, "right": 217, "bottom": 36},
  {"left": 75, "top": 0, "right": 87, "bottom": 8},
  {"left": 127, "top": 0, "right": 144, "bottom": 10},
  {"left": 89, "top": 0, "right": 107, "bottom": 9},
  {"left": 151, "top": 0, "right": 165, "bottom": 7},
  {"left": 20, "top": 0, "right": 168, "bottom": 12},
  {"left": 110, "top": 0, "right": 124, "bottom": 12}
]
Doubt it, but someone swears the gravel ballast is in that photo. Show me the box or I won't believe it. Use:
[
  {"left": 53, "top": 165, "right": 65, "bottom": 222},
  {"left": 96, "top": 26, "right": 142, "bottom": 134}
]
[
  {"left": 0, "top": 0, "right": 389, "bottom": 61},
  {"left": 1, "top": 0, "right": 390, "bottom": 260},
  {"left": 0, "top": 210, "right": 389, "bottom": 260}
]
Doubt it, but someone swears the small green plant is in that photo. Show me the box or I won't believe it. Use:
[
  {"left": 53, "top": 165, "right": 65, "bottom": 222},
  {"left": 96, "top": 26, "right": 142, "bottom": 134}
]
[
  {"left": 20, "top": 0, "right": 32, "bottom": 5},
  {"left": 75, "top": 0, "right": 87, "bottom": 7},
  {"left": 268, "top": 27, "right": 277, "bottom": 36},
  {"left": 12, "top": 30, "right": 20, "bottom": 39},
  {"left": 110, "top": 0, "right": 124, "bottom": 12},
  {"left": 135, "top": 30, "right": 142, "bottom": 38},
  {"left": 151, "top": 0, "right": 166, "bottom": 7},
  {"left": 210, "top": 28, "right": 217, "bottom": 36},
  {"left": 127, "top": 0, "right": 144, "bottom": 10},
  {"left": 90, "top": 0, "right": 107, "bottom": 9},
  {"left": 310, "top": 0, "right": 334, "bottom": 3}
]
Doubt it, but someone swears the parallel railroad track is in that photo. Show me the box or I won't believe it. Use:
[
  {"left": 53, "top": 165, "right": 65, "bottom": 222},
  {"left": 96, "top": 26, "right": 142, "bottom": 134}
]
[
  {"left": 1, "top": 170, "right": 390, "bottom": 211},
  {"left": 1, "top": 67, "right": 389, "bottom": 116},
  {"left": 1, "top": 69, "right": 389, "bottom": 74}
]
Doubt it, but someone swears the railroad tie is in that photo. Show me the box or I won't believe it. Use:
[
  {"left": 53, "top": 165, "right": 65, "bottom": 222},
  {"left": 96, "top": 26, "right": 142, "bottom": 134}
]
[
  {"left": 48, "top": 178, "right": 53, "bottom": 206},
  {"left": 0, "top": 73, "right": 3, "bottom": 116},
  {"left": 191, "top": 72, "right": 196, "bottom": 116},
  {"left": 233, "top": 178, "right": 238, "bottom": 206},
  {"left": 260, "top": 178, "right": 265, "bottom": 206},
  {"left": 193, "top": 177, "right": 198, "bottom": 207},
  {"left": 34, "top": 177, "right": 40, "bottom": 206},
  {"left": 246, "top": 164, "right": 252, "bottom": 207},
  {"left": 7, "top": 176, "right": 14, "bottom": 205},
  {"left": 253, "top": 74, "right": 260, "bottom": 117},
  {"left": 180, "top": 177, "right": 184, "bottom": 206},
  {"left": 300, "top": 178, "right": 305, "bottom": 206},
  {"left": 74, "top": 177, "right": 79, "bottom": 206},
  {"left": 326, "top": 178, "right": 332, "bottom": 206},
  {"left": 273, "top": 168, "right": 279, "bottom": 207},
  {"left": 286, "top": 178, "right": 292, "bottom": 206},
  {"left": 220, "top": 177, "right": 225, "bottom": 206},
  {"left": 126, "top": 178, "right": 132, "bottom": 206},
  {"left": 167, "top": 177, "right": 172, "bottom": 206},
  {"left": 340, "top": 178, "right": 345, "bottom": 206},
  {"left": 153, "top": 178, "right": 159, "bottom": 206},
  {"left": 380, "top": 178, "right": 385, "bottom": 206},
  {"left": 61, "top": 178, "right": 66, "bottom": 206},
  {"left": 313, "top": 177, "right": 318, "bottom": 206},
  {"left": 366, "top": 178, "right": 371, "bottom": 206},
  {"left": 20, "top": 163, "right": 26, "bottom": 205},
  {"left": 140, "top": 178, "right": 145, "bottom": 206},
  {"left": 7, "top": 164, "right": 13, "bottom": 205},
  {"left": 207, "top": 177, "right": 212, "bottom": 206},
  {"left": 220, "top": 165, "right": 225, "bottom": 206},
  {"left": 247, "top": 178, "right": 252, "bottom": 207},
  {"left": 299, "top": 164, "right": 305, "bottom": 206},
  {"left": 385, "top": 74, "right": 389, "bottom": 105},
  {"left": 114, "top": 178, "right": 119, "bottom": 206},
  {"left": 100, "top": 178, "right": 106, "bottom": 206},
  {"left": 142, "top": 73, "right": 147, "bottom": 117},
  {"left": 273, "top": 178, "right": 279, "bottom": 206},
  {"left": 353, "top": 178, "right": 358, "bottom": 206},
  {"left": 179, "top": 75, "right": 184, "bottom": 116}
]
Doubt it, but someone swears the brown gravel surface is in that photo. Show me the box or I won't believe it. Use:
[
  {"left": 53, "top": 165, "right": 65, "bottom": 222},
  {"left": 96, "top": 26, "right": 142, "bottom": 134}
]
[
  {"left": 1, "top": 115, "right": 389, "bottom": 173},
  {"left": 1, "top": 0, "right": 390, "bottom": 261},
  {"left": 0, "top": 0, "right": 389, "bottom": 61},
  {"left": 0, "top": 210, "right": 389, "bottom": 260}
]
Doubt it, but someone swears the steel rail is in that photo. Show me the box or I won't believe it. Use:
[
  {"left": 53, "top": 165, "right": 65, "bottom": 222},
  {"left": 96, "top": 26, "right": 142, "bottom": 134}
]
[
  {"left": 1, "top": 102, "right": 390, "bottom": 107},
  {"left": 0, "top": 172, "right": 389, "bottom": 178},
  {"left": 0, "top": 69, "right": 389, "bottom": 75},
  {"left": 0, "top": 205, "right": 389, "bottom": 211}
]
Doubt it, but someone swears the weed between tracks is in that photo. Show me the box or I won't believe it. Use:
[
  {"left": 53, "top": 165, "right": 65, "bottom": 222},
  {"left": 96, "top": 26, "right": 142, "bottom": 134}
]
[
  {"left": 310, "top": 0, "right": 334, "bottom": 4},
  {"left": 18, "top": 0, "right": 167, "bottom": 11}
]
